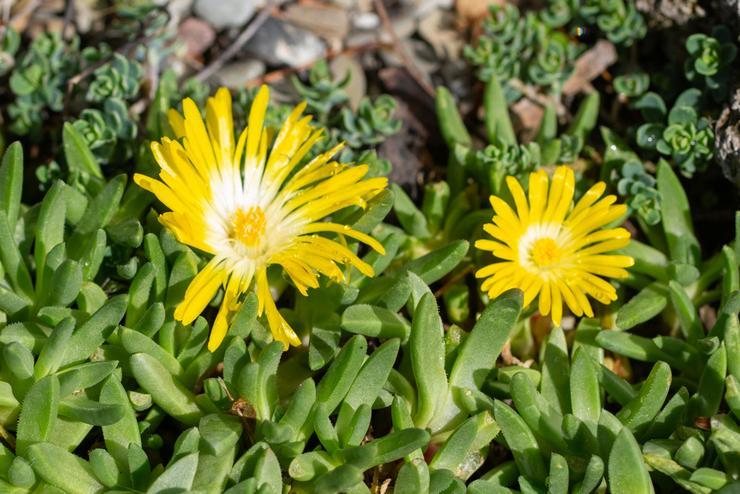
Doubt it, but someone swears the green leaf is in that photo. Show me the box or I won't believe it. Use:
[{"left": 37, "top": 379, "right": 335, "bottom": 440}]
[
  {"left": 72, "top": 175, "right": 127, "bottom": 238},
  {"left": 509, "top": 372, "right": 567, "bottom": 452},
  {"left": 607, "top": 428, "right": 654, "bottom": 494},
  {"left": 34, "top": 181, "right": 67, "bottom": 291},
  {"left": 342, "top": 428, "right": 431, "bottom": 470},
  {"left": 4, "top": 341, "right": 33, "bottom": 380},
  {"left": 422, "top": 182, "right": 451, "bottom": 234},
  {"left": 645, "top": 387, "right": 689, "bottom": 439},
  {"left": 28, "top": 442, "right": 104, "bottom": 494},
  {"left": 58, "top": 396, "right": 125, "bottom": 426},
  {"left": 57, "top": 361, "right": 118, "bottom": 396},
  {"left": 63, "top": 294, "right": 127, "bottom": 365},
  {"left": 616, "top": 282, "right": 668, "bottom": 330},
  {"left": 494, "top": 400, "right": 547, "bottom": 486},
  {"left": 0, "top": 142, "right": 23, "bottom": 230},
  {"left": 288, "top": 450, "right": 334, "bottom": 482},
  {"left": 147, "top": 452, "right": 199, "bottom": 493},
  {"left": 8, "top": 457, "right": 36, "bottom": 489},
  {"left": 570, "top": 347, "right": 601, "bottom": 426},
  {"left": 63, "top": 122, "right": 103, "bottom": 179},
  {"left": 566, "top": 91, "right": 600, "bottom": 138},
  {"left": 77, "top": 229, "right": 107, "bottom": 282},
  {"left": 343, "top": 338, "right": 400, "bottom": 411},
  {"left": 130, "top": 352, "right": 201, "bottom": 425},
  {"left": 429, "top": 469, "right": 466, "bottom": 494},
  {"left": 48, "top": 260, "right": 84, "bottom": 307},
  {"left": 311, "top": 464, "right": 364, "bottom": 494},
  {"left": 0, "top": 211, "right": 33, "bottom": 300},
  {"left": 688, "top": 343, "right": 727, "bottom": 419},
  {"left": 541, "top": 327, "right": 571, "bottom": 414},
  {"left": 350, "top": 189, "right": 394, "bottom": 234},
  {"left": 450, "top": 289, "right": 522, "bottom": 390},
  {"left": 595, "top": 331, "right": 680, "bottom": 369},
  {"left": 315, "top": 335, "right": 367, "bottom": 415},
  {"left": 436, "top": 86, "right": 471, "bottom": 147},
  {"left": 668, "top": 281, "right": 704, "bottom": 343},
  {"left": 16, "top": 375, "right": 59, "bottom": 456},
  {"left": 279, "top": 378, "right": 316, "bottom": 439},
  {"left": 394, "top": 459, "right": 430, "bottom": 494},
  {"left": 616, "top": 361, "right": 671, "bottom": 437},
  {"left": 599, "top": 364, "right": 637, "bottom": 407},
  {"left": 484, "top": 75, "right": 516, "bottom": 146},
  {"left": 144, "top": 233, "right": 168, "bottom": 303},
  {"left": 89, "top": 449, "right": 120, "bottom": 488},
  {"left": 547, "top": 453, "right": 569, "bottom": 494},
  {"left": 720, "top": 247, "right": 738, "bottom": 307},
  {"left": 391, "top": 184, "right": 431, "bottom": 239},
  {"left": 120, "top": 326, "right": 184, "bottom": 378},
  {"left": 405, "top": 240, "right": 469, "bottom": 285},
  {"left": 341, "top": 305, "right": 410, "bottom": 341},
  {"left": 410, "top": 293, "right": 447, "bottom": 428},
  {"left": 574, "top": 455, "right": 604, "bottom": 494},
  {"left": 657, "top": 160, "right": 700, "bottom": 264},
  {"left": 199, "top": 414, "right": 242, "bottom": 456},
  {"left": 536, "top": 105, "right": 558, "bottom": 144},
  {"left": 430, "top": 411, "right": 499, "bottom": 479},
  {"left": 618, "top": 240, "right": 669, "bottom": 281}
]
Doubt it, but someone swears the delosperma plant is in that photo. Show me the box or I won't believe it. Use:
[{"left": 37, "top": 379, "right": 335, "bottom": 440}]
[{"left": 0, "top": 1, "right": 738, "bottom": 493}]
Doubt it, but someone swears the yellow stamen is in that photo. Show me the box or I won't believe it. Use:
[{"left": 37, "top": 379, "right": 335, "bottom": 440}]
[
  {"left": 232, "top": 207, "right": 265, "bottom": 246},
  {"left": 531, "top": 238, "right": 561, "bottom": 267}
]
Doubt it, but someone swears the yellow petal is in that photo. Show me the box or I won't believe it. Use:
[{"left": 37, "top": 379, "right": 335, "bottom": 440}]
[{"left": 175, "top": 260, "right": 228, "bottom": 325}]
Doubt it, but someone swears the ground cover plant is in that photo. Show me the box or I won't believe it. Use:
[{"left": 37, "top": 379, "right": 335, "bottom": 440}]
[{"left": 0, "top": 0, "right": 738, "bottom": 492}]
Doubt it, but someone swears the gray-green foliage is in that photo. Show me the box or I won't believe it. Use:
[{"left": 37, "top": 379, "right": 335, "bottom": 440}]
[
  {"left": 635, "top": 89, "right": 714, "bottom": 178},
  {"left": 465, "top": 0, "right": 645, "bottom": 95}
]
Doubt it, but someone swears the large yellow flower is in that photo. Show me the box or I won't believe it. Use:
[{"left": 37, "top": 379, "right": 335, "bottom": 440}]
[
  {"left": 135, "top": 86, "right": 387, "bottom": 351},
  {"left": 475, "top": 166, "right": 634, "bottom": 325}
]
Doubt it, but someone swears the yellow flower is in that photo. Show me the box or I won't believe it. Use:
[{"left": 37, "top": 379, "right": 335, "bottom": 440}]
[
  {"left": 475, "top": 166, "right": 634, "bottom": 325},
  {"left": 135, "top": 86, "right": 387, "bottom": 351}
]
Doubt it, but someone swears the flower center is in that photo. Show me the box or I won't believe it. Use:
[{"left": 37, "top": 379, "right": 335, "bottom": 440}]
[
  {"left": 232, "top": 207, "right": 265, "bottom": 247},
  {"left": 531, "top": 237, "right": 561, "bottom": 267}
]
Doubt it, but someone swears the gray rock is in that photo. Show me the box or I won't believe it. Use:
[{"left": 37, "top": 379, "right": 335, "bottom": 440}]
[
  {"left": 213, "top": 59, "right": 266, "bottom": 88},
  {"left": 331, "top": 55, "right": 366, "bottom": 111},
  {"left": 635, "top": 0, "right": 705, "bottom": 27},
  {"left": 194, "top": 0, "right": 257, "bottom": 30},
  {"left": 244, "top": 17, "right": 326, "bottom": 68},
  {"left": 352, "top": 12, "right": 380, "bottom": 30},
  {"left": 715, "top": 88, "right": 740, "bottom": 188},
  {"left": 283, "top": 4, "right": 350, "bottom": 42}
]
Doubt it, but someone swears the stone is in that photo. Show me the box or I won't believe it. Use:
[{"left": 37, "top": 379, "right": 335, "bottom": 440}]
[
  {"left": 194, "top": 0, "right": 257, "bottom": 30},
  {"left": 418, "top": 9, "right": 463, "bottom": 59},
  {"left": 178, "top": 17, "right": 216, "bottom": 59},
  {"left": 213, "top": 59, "right": 266, "bottom": 88},
  {"left": 715, "top": 88, "right": 740, "bottom": 188},
  {"left": 456, "top": 0, "right": 503, "bottom": 21},
  {"left": 415, "top": 0, "right": 455, "bottom": 18},
  {"left": 244, "top": 17, "right": 326, "bottom": 68},
  {"left": 331, "top": 55, "right": 366, "bottom": 111},
  {"left": 166, "top": 0, "right": 195, "bottom": 29},
  {"left": 636, "top": 0, "right": 705, "bottom": 27},
  {"left": 283, "top": 4, "right": 350, "bottom": 42},
  {"left": 352, "top": 12, "right": 380, "bottom": 30}
]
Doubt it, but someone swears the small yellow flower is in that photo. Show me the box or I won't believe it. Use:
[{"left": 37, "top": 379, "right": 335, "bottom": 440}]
[
  {"left": 475, "top": 166, "right": 634, "bottom": 325},
  {"left": 135, "top": 86, "right": 387, "bottom": 351}
]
